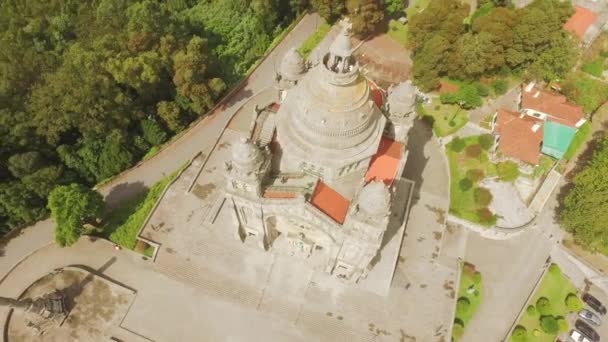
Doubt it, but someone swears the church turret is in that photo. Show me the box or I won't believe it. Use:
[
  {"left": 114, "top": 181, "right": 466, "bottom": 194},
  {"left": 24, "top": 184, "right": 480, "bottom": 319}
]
[{"left": 386, "top": 81, "right": 418, "bottom": 143}]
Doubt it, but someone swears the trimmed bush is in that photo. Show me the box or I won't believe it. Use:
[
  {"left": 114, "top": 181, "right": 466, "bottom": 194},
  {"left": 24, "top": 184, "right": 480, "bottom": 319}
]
[
  {"left": 511, "top": 325, "right": 527, "bottom": 342},
  {"left": 496, "top": 161, "right": 519, "bottom": 182},
  {"left": 466, "top": 169, "right": 485, "bottom": 182},
  {"left": 565, "top": 293, "right": 583, "bottom": 312},
  {"left": 557, "top": 317, "right": 569, "bottom": 332},
  {"left": 472, "top": 271, "right": 482, "bottom": 285},
  {"left": 451, "top": 137, "right": 466, "bottom": 152},
  {"left": 548, "top": 264, "right": 561, "bottom": 275},
  {"left": 536, "top": 297, "right": 552, "bottom": 316},
  {"left": 540, "top": 315, "right": 558, "bottom": 334},
  {"left": 526, "top": 305, "right": 537, "bottom": 316},
  {"left": 456, "top": 297, "right": 471, "bottom": 316},
  {"left": 459, "top": 178, "right": 473, "bottom": 191},
  {"left": 478, "top": 134, "right": 494, "bottom": 150},
  {"left": 492, "top": 79, "right": 509, "bottom": 96},
  {"left": 474, "top": 187, "right": 493, "bottom": 206},
  {"left": 465, "top": 144, "right": 482, "bottom": 158},
  {"left": 477, "top": 207, "right": 494, "bottom": 223},
  {"left": 141, "top": 119, "right": 168, "bottom": 146},
  {"left": 533, "top": 329, "right": 541, "bottom": 336},
  {"left": 476, "top": 83, "right": 490, "bottom": 97},
  {"left": 452, "top": 320, "right": 464, "bottom": 339}
]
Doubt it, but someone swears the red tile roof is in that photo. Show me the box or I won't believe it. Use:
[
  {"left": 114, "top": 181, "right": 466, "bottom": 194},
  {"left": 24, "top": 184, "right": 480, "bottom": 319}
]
[
  {"left": 310, "top": 181, "right": 350, "bottom": 224},
  {"left": 564, "top": 6, "right": 597, "bottom": 40},
  {"left": 368, "top": 81, "right": 384, "bottom": 107},
  {"left": 365, "top": 137, "right": 402, "bottom": 185},
  {"left": 495, "top": 109, "right": 544, "bottom": 165},
  {"left": 269, "top": 102, "right": 281, "bottom": 112},
  {"left": 521, "top": 84, "right": 584, "bottom": 127},
  {"left": 263, "top": 191, "right": 296, "bottom": 199}
]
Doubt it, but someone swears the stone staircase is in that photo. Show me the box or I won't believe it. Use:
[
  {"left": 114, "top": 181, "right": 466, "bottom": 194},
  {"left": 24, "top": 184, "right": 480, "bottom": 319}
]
[{"left": 257, "top": 113, "right": 276, "bottom": 147}]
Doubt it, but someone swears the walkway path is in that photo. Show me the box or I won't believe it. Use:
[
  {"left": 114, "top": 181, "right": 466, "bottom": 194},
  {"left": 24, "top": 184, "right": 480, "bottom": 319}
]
[
  {"left": 468, "top": 86, "right": 520, "bottom": 124},
  {"left": 0, "top": 14, "right": 321, "bottom": 281}
]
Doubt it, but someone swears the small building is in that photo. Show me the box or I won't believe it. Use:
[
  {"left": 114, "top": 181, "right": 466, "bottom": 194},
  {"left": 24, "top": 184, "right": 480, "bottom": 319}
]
[
  {"left": 493, "top": 109, "right": 544, "bottom": 165},
  {"left": 563, "top": 6, "right": 598, "bottom": 41}
]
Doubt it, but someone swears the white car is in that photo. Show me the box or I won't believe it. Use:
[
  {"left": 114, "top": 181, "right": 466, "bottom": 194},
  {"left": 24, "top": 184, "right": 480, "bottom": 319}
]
[
  {"left": 570, "top": 329, "right": 593, "bottom": 342},
  {"left": 580, "top": 309, "right": 602, "bottom": 326}
]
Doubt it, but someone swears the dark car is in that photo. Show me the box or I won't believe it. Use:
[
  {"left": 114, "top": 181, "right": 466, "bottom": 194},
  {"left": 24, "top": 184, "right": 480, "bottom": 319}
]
[
  {"left": 583, "top": 293, "right": 607, "bottom": 315},
  {"left": 576, "top": 319, "right": 600, "bottom": 342}
]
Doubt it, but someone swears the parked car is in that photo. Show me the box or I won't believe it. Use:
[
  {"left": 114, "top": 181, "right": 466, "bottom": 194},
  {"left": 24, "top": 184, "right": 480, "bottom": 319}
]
[
  {"left": 570, "top": 329, "right": 593, "bottom": 342},
  {"left": 580, "top": 309, "right": 602, "bottom": 326},
  {"left": 575, "top": 320, "right": 600, "bottom": 342},
  {"left": 583, "top": 293, "right": 607, "bottom": 315}
]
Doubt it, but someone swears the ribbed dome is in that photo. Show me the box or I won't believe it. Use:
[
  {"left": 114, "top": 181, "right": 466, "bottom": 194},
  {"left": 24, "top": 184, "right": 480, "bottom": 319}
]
[
  {"left": 280, "top": 48, "right": 306, "bottom": 82},
  {"left": 358, "top": 182, "right": 391, "bottom": 216},
  {"left": 232, "top": 137, "right": 262, "bottom": 169},
  {"left": 387, "top": 81, "right": 417, "bottom": 116}
]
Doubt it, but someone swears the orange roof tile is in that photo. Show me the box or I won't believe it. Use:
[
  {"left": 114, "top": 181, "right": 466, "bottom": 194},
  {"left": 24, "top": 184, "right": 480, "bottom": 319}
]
[
  {"left": 368, "top": 81, "right": 384, "bottom": 107},
  {"left": 263, "top": 191, "right": 296, "bottom": 199},
  {"left": 521, "top": 84, "right": 584, "bottom": 127},
  {"left": 495, "top": 109, "right": 543, "bottom": 165},
  {"left": 564, "top": 6, "right": 597, "bottom": 40},
  {"left": 365, "top": 137, "right": 402, "bottom": 185},
  {"left": 270, "top": 102, "right": 281, "bottom": 112},
  {"left": 310, "top": 181, "right": 350, "bottom": 224}
]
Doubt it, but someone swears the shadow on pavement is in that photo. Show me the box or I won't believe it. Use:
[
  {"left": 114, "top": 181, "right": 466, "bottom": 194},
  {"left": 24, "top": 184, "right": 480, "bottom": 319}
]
[
  {"left": 402, "top": 117, "right": 432, "bottom": 207},
  {"left": 103, "top": 181, "right": 148, "bottom": 210}
]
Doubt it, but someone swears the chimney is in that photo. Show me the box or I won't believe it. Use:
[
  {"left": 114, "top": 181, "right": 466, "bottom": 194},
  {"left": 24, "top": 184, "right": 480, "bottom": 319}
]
[
  {"left": 533, "top": 91, "right": 540, "bottom": 98},
  {"left": 532, "top": 123, "right": 540, "bottom": 132},
  {"left": 525, "top": 82, "right": 535, "bottom": 93}
]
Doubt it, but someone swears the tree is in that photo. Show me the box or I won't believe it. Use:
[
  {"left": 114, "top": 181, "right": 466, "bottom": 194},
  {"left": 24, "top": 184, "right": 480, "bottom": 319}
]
[
  {"left": 451, "top": 137, "right": 466, "bottom": 152},
  {"left": 346, "top": 0, "right": 384, "bottom": 38},
  {"left": 528, "top": 33, "right": 577, "bottom": 81},
  {"left": 527, "top": 305, "right": 537, "bottom": 316},
  {"left": 565, "top": 293, "right": 583, "bottom": 312},
  {"left": 479, "top": 134, "right": 494, "bottom": 150},
  {"left": 492, "top": 79, "right": 509, "bottom": 95},
  {"left": 0, "top": 182, "right": 47, "bottom": 231},
  {"left": 536, "top": 297, "right": 552, "bottom": 315},
  {"left": 141, "top": 119, "right": 168, "bottom": 146},
  {"left": 385, "top": 0, "right": 404, "bottom": 17},
  {"left": 456, "top": 297, "right": 470, "bottom": 315},
  {"left": 474, "top": 187, "right": 493, "bottom": 206},
  {"left": 548, "top": 263, "right": 561, "bottom": 275},
  {"left": 557, "top": 318, "right": 569, "bottom": 332},
  {"left": 7, "top": 152, "right": 45, "bottom": 178},
  {"left": 511, "top": 325, "right": 527, "bottom": 342},
  {"left": 47, "top": 184, "right": 104, "bottom": 247},
  {"left": 496, "top": 161, "right": 519, "bottom": 182},
  {"left": 459, "top": 178, "right": 473, "bottom": 191},
  {"left": 311, "top": 0, "right": 346, "bottom": 23},
  {"left": 157, "top": 101, "right": 185, "bottom": 132},
  {"left": 560, "top": 137, "right": 608, "bottom": 252},
  {"left": 540, "top": 315, "right": 558, "bottom": 334}
]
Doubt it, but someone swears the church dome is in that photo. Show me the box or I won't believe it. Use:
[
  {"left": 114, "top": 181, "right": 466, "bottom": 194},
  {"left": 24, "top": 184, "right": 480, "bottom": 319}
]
[
  {"left": 280, "top": 48, "right": 306, "bottom": 82},
  {"left": 232, "top": 137, "right": 262, "bottom": 169},
  {"left": 387, "top": 81, "right": 417, "bottom": 116},
  {"left": 275, "top": 19, "right": 386, "bottom": 175},
  {"left": 358, "top": 181, "right": 391, "bottom": 216}
]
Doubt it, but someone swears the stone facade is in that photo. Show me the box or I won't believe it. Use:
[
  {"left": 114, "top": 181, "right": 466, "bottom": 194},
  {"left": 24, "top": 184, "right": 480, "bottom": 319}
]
[{"left": 222, "top": 20, "right": 416, "bottom": 283}]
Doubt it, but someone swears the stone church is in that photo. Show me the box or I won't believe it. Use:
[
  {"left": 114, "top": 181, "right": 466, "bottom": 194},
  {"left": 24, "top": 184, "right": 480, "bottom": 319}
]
[{"left": 222, "top": 21, "right": 417, "bottom": 283}]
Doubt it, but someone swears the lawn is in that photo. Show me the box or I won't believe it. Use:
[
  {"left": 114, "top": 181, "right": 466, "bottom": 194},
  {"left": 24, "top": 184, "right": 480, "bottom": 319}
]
[
  {"left": 529, "top": 155, "right": 557, "bottom": 179},
  {"left": 298, "top": 20, "right": 331, "bottom": 58},
  {"left": 453, "top": 263, "right": 483, "bottom": 341},
  {"left": 562, "top": 72, "right": 608, "bottom": 114},
  {"left": 582, "top": 58, "right": 605, "bottom": 78},
  {"left": 387, "top": 19, "right": 408, "bottom": 46},
  {"left": 446, "top": 135, "right": 497, "bottom": 226},
  {"left": 511, "top": 264, "right": 580, "bottom": 342},
  {"left": 418, "top": 98, "right": 469, "bottom": 137},
  {"left": 563, "top": 122, "right": 592, "bottom": 162},
  {"left": 100, "top": 168, "right": 180, "bottom": 251}
]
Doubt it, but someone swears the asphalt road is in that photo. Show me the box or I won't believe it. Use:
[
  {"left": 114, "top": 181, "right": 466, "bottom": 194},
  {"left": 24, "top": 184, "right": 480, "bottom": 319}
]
[{"left": 0, "top": 13, "right": 323, "bottom": 281}]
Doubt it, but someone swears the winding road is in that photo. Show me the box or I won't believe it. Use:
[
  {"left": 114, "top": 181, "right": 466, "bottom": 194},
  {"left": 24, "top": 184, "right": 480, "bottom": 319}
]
[{"left": 0, "top": 13, "right": 323, "bottom": 282}]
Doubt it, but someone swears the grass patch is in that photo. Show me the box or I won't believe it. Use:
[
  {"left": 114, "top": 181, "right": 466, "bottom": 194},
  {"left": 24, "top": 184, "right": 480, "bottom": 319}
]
[
  {"left": 453, "top": 263, "right": 483, "bottom": 341},
  {"left": 479, "top": 114, "right": 494, "bottom": 130},
  {"left": 528, "top": 155, "right": 556, "bottom": 179},
  {"left": 563, "top": 72, "right": 608, "bottom": 114},
  {"left": 418, "top": 98, "right": 469, "bottom": 137},
  {"left": 387, "top": 19, "right": 408, "bottom": 45},
  {"left": 511, "top": 264, "right": 579, "bottom": 342},
  {"left": 563, "top": 121, "right": 592, "bottom": 162},
  {"left": 405, "top": 0, "right": 431, "bottom": 19},
  {"left": 298, "top": 20, "right": 331, "bottom": 58},
  {"left": 100, "top": 168, "right": 181, "bottom": 250},
  {"left": 582, "top": 58, "right": 605, "bottom": 78},
  {"left": 143, "top": 146, "right": 160, "bottom": 160},
  {"left": 446, "top": 136, "right": 497, "bottom": 226}
]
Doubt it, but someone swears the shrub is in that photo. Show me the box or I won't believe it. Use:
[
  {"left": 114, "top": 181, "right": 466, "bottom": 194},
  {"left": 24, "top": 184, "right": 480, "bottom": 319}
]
[
  {"left": 465, "top": 144, "right": 482, "bottom": 158},
  {"left": 451, "top": 137, "right": 466, "bottom": 152},
  {"left": 492, "top": 79, "right": 509, "bottom": 96},
  {"left": 459, "top": 178, "right": 473, "bottom": 191},
  {"left": 477, "top": 207, "right": 494, "bottom": 223},
  {"left": 472, "top": 271, "right": 482, "bottom": 284},
  {"left": 452, "top": 320, "right": 464, "bottom": 339},
  {"left": 141, "top": 119, "right": 168, "bottom": 146},
  {"left": 466, "top": 169, "right": 485, "bottom": 182},
  {"left": 536, "top": 297, "right": 552, "bottom": 316},
  {"left": 557, "top": 317, "right": 569, "bottom": 332},
  {"left": 475, "top": 83, "right": 490, "bottom": 97},
  {"left": 474, "top": 187, "right": 493, "bottom": 206},
  {"left": 526, "top": 305, "right": 537, "bottom": 316},
  {"left": 496, "top": 161, "right": 519, "bottom": 182},
  {"left": 548, "top": 264, "right": 561, "bottom": 276},
  {"left": 533, "top": 329, "right": 541, "bottom": 336},
  {"left": 456, "top": 297, "right": 471, "bottom": 316},
  {"left": 540, "top": 315, "right": 558, "bottom": 334},
  {"left": 478, "top": 134, "right": 494, "bottom": 150},
  {"left": 565, "top": 293, "right": 583, "bottom": 312},
  {"left": 511, "top": 325, "right": 527, "bottom": 342}
]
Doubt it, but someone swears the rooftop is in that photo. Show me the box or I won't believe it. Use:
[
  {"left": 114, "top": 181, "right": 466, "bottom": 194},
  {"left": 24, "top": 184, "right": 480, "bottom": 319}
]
[
  {"left": 309, "top": 181, "right": 350, "bottom": 224},
  {"left": 564, "top": 6, "right": 597, "bottom": 40},
  {"left": 541, "top": 120, "right": 577, "bottom": 159},
  {"left": 365, "top": 137, "right": 402, "bottom": 185},
  {"left": 495, "top": 109, "right": 544, "bottom": 165},
  {"left": 521, "top": 83, "right": 584, "bottom": 127}
]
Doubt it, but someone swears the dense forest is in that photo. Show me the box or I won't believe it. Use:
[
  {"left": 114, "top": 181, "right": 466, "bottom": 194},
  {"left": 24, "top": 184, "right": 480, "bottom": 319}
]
[
  {"left": 0, "top": 0, "right": 307, "bottom": 235},
  {"left": 409, "top": 0, "right": 577, "bottom": 91}
]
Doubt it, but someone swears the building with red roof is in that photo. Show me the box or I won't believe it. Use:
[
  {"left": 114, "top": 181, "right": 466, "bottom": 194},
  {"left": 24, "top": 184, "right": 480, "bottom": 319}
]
[
  {"left": 493, "top": 109, "right": 544, "bottom": 165},
  {"left": 309, "top": 181, "right": 350, "bottom": 224},
  {"left": 521, "top": 83, "right": 585, "bottom": 128},
  {"left": 564, "top": 6, "right": 597, "bottom": 40},
  {"left": 365, "top": 137, "right": 403, "bottom": 185}
]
